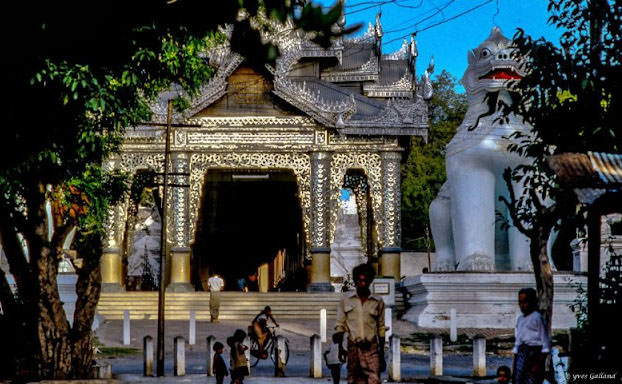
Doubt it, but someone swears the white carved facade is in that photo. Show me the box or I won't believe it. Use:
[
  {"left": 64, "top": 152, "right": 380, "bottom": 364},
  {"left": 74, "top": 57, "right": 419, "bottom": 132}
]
[{"left": 102, "top": 13, "right": 432, "bottom": 291}]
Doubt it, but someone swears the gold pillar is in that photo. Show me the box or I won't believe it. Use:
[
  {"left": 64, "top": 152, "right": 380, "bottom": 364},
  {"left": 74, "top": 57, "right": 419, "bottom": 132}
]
[
  {"left": 379, "top": 249, "right": 401, "bottom": 280},
  {"left": 258, "top": 263, "right": 269, "bottom": 293},
  {"left": 166, "top": 247, "right": 194, "bottom": 292},
  {"left": 101, "top": 248, "right": 123, "bottom": 292},
  {"left": 309, "top": 249, "right": 333, "bottom": 292}
]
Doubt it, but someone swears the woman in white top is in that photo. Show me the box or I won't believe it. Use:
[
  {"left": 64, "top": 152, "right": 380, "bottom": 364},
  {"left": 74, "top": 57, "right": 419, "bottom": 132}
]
[{"left": 512, "top": 287, "right": 551, "bottom": 384}]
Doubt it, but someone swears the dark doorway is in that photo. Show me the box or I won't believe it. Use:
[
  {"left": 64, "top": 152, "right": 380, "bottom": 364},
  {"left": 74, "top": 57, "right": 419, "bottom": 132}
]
[{"left": 192, "top": 170, "right": 305, "bottom": 291}]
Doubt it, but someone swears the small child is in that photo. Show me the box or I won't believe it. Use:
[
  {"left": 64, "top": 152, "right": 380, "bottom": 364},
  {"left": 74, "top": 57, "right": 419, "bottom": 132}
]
[
  {"left": 324, "top": 333, "right": 346, "bottom": 384},
  {"left": 497, "top": 365, "right": 511, "bottom": 384},
  {"left": 228, "top": 329, "right": 249, "bottom": 384},
  {"left": 212, "top": 341, "right": 228, "bottom": 384},
  {"left": 512, "top": 287, "right": 551, "bottom": 384}
]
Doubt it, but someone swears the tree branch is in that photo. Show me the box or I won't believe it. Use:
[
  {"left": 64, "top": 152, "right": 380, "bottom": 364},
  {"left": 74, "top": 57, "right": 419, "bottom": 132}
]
[
  {"left": 500, "top": 168, "right": 530, "bottom": 235},
  {"left": 498, "top": 195, "right": 529, "bottom": 235}
]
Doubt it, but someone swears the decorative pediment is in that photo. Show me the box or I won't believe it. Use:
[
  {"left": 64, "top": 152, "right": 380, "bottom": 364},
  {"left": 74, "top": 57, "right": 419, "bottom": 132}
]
[{"left": 146, "top": 14, "right": 430, "bottom": 137}]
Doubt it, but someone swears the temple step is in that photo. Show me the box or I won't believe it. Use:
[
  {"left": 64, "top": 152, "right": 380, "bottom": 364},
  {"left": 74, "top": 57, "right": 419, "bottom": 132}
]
[{"left": 96, "top": 291, "right": 342, "bottom": 321}]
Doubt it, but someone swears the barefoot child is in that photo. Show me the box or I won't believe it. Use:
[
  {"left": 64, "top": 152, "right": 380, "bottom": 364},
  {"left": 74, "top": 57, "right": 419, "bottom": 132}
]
[{"left": 228, "top": 330, "right": 249, "bottom": 384}]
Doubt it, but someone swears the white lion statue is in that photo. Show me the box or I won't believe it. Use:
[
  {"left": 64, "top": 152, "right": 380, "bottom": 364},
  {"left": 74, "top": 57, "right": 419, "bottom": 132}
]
[{"left": 429, "top": 27, "right": 534, "bottom": 272}]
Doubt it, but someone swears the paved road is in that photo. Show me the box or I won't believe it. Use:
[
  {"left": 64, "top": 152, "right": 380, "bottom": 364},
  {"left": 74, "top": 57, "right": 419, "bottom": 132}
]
[{"left": 96, "top": 318, "right": 511, "bottom": 381}]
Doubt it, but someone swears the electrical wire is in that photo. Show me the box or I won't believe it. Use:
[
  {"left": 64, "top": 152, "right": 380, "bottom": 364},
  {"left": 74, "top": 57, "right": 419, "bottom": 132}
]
[{"left": 382, "top": 0, "right": 494, "bottom": 46}]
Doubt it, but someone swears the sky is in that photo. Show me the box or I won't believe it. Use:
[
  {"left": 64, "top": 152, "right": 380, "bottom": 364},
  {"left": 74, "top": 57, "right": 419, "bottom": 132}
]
[{"left": 315, "top": 0, "right": 563, "bottom": 89}]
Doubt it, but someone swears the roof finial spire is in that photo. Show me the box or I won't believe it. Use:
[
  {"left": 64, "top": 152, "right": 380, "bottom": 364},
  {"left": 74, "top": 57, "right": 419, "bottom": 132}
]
[{"left": 337, "top": 0, "right": 346, "bottom": 29}]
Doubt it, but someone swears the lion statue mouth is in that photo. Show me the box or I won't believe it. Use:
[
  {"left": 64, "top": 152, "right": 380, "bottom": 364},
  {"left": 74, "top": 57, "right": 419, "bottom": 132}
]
[{"left": 479, "top": 66, "right": 522, "bottom": 81}]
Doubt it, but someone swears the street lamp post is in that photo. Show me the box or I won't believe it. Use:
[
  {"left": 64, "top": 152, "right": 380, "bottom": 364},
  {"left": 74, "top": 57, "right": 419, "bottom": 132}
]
[{"left": 156, "top": 99, "right": 173, "bottom": 376}]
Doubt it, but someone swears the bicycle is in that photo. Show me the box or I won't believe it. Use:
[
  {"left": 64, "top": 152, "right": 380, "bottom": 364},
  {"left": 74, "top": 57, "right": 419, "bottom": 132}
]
[{"left": 249, "top": 325, "right": 290, "bottom": 368}]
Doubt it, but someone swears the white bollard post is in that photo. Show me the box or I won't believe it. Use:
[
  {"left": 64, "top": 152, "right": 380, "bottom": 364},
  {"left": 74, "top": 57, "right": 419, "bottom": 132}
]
[
  {"left": 473, "top": 335, "right": 486, "bottom": 377},
  {"left": 207, "top": 335, "right": 216, "bottom": 376},
  {"left": 243, "top": 336, "right": 251, "bottom": 375},
  {"left": 95, "top": 363, "right": 112, "bottom": 379},
  {"left": 143, "top": 335, "right": 154, "bottom": 377},
  {"left": 174, "top": 336, "right": 186, "bottom": 376},
  {"left": 430, "top": 334, "right": 443, "bottom": 376},
  {"left": 189, "top": 310, "right": 196, "bottom": 345},
  {"left": 320, "top": 308, "right": 327, "bottom": 343},
  {"left": 389, "top": 335, "right": 401, "bottom": 382},
  {"left": 385, "top": 308, "right": 393, "bottom": 338},
  {"left": 450, "top": 308, "right": 457, "bottom": 342},
  {"left": 310, "top": 334, "right": 322, "bottom": 378},
  {"left": 123, "top": 309, "right": 131, "bottom": 345}
]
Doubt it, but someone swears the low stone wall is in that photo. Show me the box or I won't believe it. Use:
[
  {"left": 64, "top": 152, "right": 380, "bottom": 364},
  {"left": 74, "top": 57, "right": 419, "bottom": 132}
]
[
  {"left": 402, "top": 272, "right": 586, "bottom": 329},
  {"left": 400, "top": 252, "right": 435, "bottom": 277}
]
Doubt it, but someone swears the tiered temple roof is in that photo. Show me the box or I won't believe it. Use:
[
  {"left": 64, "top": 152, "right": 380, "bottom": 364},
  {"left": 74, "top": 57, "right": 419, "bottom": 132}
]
[{"left": 149, "top": 11, "right": 431, "bottom": 138}]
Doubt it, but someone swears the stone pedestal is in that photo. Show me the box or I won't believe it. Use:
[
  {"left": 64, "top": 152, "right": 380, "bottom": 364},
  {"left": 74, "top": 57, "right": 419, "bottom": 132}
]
[
  {"left": 380, "top": 248, "right": 401, "bottom": 280},
  {"left": 167, "top": 247, "right": 194, "bottom": 292},
  {"left": 101, "top": 248, "right": 123, "bottom": 292},
  {"left": 403, "top": 272, "right": 586, "bottom": 329},
  {"left": 310, "top": 248, "right": 334, "bottom": 292}
]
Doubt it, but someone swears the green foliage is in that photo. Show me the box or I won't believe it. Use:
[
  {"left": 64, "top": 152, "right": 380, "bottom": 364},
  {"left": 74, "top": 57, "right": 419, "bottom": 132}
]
[
  {"left": 569, "top": 281, "right": 588, "bottom": 330},
  {"left": 401, "top": 71, "right": 466, "bottom": 251}
]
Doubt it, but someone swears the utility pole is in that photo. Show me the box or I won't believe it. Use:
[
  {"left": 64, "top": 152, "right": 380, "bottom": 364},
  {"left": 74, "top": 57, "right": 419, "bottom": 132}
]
[{"left": 156, "top": 99, "right": 173, "bottom": 376}]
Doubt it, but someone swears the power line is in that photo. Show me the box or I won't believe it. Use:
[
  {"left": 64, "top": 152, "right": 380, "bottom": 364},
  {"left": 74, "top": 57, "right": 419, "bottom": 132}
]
[
  {"left": 383, "top": 0, "right": 494, "bottom": 46},
  {"left": 382, "top": 0, "right": 455, "bottom": 35}
]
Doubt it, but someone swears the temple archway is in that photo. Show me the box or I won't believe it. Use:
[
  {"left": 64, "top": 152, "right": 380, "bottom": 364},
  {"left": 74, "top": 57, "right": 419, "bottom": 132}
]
[{"left": 192, "top": 169, "right": 305, "bottom": 291}]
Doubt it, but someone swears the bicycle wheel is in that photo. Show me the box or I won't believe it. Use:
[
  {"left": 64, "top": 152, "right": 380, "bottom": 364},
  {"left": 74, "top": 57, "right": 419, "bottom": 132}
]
[
  {"left": 249, "top": 338, "right": 261, "bottom": 367},
  {"left": 269, "top": 336, "right": 290, "bottom": 365}
]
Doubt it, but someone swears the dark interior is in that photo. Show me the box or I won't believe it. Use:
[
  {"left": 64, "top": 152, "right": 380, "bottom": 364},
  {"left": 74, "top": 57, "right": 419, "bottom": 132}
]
[{"left": 192, "top": 170, "right": 304, "bottom": 290}]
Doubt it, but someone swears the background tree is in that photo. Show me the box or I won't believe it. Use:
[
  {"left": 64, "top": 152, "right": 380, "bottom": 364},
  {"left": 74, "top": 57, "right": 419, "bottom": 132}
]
[
  {"left": 495, "top": 0, "right": 621, "bottom": 333},
  {"left": 401, "top": 70, "right": 467, "bottom": 252},
  {"left": 0, "top": 0, "right": 350, "bottom": 379}
]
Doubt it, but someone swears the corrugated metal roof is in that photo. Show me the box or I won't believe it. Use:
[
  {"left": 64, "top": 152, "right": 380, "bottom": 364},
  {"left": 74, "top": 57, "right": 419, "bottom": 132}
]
[
  {"left": 547, "top": 153, "right": 598, "bottom": 185},
  {"left": 331, "top": 43, "right": 375, "bottom": 71},
  {"left": 378, "top": 60, "right": 409, "bottom": 85},
  {"left": 588, "top": 151, "right": 622, "bottom": 185}
]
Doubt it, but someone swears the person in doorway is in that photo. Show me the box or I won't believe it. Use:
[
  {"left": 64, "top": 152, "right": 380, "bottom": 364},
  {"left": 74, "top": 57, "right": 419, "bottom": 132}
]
[
  {"left": 251, "top": 305, "right": 279, "bottom": 358},
  {"left": 246, "top": 272, "right": 259, "bottom": 292},
  {"left": 212, "top": 341, "right": 228, "bottom": 384},
  {"left": 237, "top": 277, "right": 247, "bottom": 292},
  {"left": 228, "top": 329, "right": 249, "bottom": 384},
  {"left": 512, "top": 288, "right": 551, "bottom": 384},
  {"left": 208, "top": 273, "right": 225, "bottom": 322},
  {"left": 324, "top": 333, "right": 346, "bottom": 384},
  {"left": 335, "top": 263, "right": 386, "bottom": 384}
]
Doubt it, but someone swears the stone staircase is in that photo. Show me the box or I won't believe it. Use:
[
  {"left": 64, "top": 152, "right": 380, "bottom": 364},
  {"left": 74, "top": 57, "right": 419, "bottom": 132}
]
[{"left": 96, "top": 292, "right": 342, "bottom": 321}]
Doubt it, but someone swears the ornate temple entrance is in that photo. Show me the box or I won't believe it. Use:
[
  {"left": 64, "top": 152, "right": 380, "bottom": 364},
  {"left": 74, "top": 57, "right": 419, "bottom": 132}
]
[
  {"left": 98, "top": 14, "right": 432, "bottom": 293},
  {"left": 193, "top": 170, "right": 304, "bottom": 291}
]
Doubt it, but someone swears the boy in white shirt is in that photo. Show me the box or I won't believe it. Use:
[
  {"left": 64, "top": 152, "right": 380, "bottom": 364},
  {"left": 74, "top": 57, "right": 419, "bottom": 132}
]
[{"left": 512, "top": 287, "right": 551, "bottom": 384}]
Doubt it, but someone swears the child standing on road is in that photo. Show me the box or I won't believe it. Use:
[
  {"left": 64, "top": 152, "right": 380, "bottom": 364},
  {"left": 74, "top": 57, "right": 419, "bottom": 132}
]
[
  {"left": 228, "top": 329, "right": 249, "bottom": 384},
  {"left": 324, "top": 333, "right": 346, "bottom": 384},
  {"left": 213, "top": 342, "right": 228, "bottom": 384}
]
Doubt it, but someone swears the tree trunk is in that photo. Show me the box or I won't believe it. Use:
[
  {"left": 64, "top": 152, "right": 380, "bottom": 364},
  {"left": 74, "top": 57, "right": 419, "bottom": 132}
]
[
  {"left": 35, "top": 241, "right": 72, "bottom": 379},
  {"left": 530, "top": 228, "right": 555, "bottom": 331},
  {"left": 70, "top": 262, "right": 102, "bottom": 378}
]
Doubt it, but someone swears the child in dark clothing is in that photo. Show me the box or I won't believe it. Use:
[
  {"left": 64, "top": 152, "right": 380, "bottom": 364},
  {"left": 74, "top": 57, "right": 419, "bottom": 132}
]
[
  {"left": 213, "top": 341, "right": 228, "bottom": 384},
  {"left": 497, "top": 365, "right": 511, "bottom": 384},
  {"left": 324, "top": 333, "right": 346, "bottom": 384}
]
